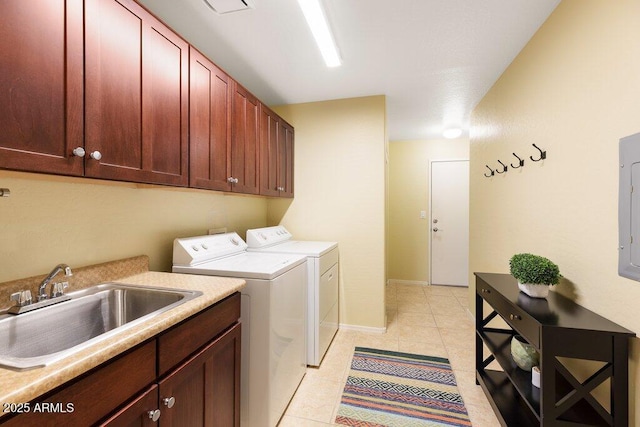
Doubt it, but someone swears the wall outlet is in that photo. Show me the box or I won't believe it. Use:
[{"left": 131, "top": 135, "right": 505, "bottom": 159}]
[{"left": 420, "top": 210, "right": 427, "bottom": 219}]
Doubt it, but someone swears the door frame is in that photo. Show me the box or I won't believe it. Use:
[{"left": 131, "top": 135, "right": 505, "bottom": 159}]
[{"left": 428, "top": 159, "right": 470, "bottom": 286}]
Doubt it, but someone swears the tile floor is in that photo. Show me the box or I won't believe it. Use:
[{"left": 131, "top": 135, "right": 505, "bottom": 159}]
[{"left": 278, "top": 283, "right": 501, "bottom": 427}]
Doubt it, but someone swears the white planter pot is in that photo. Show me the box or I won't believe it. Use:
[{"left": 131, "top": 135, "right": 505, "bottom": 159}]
[{"left": 517, "top": 282, "right": 550, "bottom": 298}]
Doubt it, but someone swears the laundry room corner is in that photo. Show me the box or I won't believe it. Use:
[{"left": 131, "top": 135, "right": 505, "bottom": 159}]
[{"left": 269, "top": 95, "right": 387, "bottom": 331}]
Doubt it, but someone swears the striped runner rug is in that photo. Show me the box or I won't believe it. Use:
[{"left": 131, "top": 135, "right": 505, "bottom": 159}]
[{"left": 335, "top": 347, "right": 471, "bottom": 427}]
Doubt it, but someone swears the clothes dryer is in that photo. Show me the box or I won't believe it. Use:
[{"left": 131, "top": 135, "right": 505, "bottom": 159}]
[
  {"left": 173, "top": 232, "right": 307, "bottom": 427},
  {"left": 246, "top": 226, "right": 338, "bottom": 366}
]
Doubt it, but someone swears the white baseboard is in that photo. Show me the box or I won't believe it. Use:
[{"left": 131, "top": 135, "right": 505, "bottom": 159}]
[
  {"left": 339, "top": 323, "right": 387, "bottom": 334},
  {"left": 386, "top": 279, "right": 429, "bottom": 286}
]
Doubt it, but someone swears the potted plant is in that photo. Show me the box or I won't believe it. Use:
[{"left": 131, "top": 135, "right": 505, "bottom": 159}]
[{"left": 509, "top": 253, "right": 560, "bottom": 298}]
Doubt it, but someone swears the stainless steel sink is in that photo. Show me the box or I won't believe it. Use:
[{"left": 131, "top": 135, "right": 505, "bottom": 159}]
[{"left": 0, "top": 283, "right": 202, "bottom": 370}]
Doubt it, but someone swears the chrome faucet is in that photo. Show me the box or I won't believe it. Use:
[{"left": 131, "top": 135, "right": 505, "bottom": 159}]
[{"left": 38, "top": 264, "right": 72, "bottom": 301}]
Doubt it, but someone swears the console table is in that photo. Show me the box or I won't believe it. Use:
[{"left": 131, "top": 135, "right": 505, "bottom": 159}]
[{"left": 475, "top": 273, "right": 635, "bottom": 427}]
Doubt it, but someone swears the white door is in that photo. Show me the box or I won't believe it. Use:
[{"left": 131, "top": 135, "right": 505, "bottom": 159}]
[{"left": 430, "top": 160, "right": 469, "bottom": 286}]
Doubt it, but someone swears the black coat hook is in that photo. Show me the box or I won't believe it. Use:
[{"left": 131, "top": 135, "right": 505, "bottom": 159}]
[
  {"left": 484, "top": 165, "right": 494, "bottom": 177},
  {"left": 495, "top": 160, "right": 508, "bottom": 174},
  {"left": 530, "top": 144, "right": 546, "bottom": 162},
  {"left": 511, "top": 153, "right": 524, "bottom": 168}
]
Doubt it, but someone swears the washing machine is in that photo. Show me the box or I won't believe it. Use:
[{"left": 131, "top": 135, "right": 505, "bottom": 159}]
[
  {"left": 172, "top": 232, "right": 307, "bottom": 427},
  {"left": 246, "top": 226, "right": 338, "bottom": 366}
]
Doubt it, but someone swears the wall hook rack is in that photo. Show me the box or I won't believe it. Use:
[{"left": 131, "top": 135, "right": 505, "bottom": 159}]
[
  {"left": 495, "top": 160, "right": 508, "bottom": 174},
  {"left": 0, "top": 188, "right": 10, "bottom": 197},
  {"left": 530, "top": 143, "right": 547, "bottom": 162},
  {"left": 511, "top": 153, "right": 524, "bottom": 168},
  {"left": 484, "top": 165, "right": 494, "bottom": 178}
]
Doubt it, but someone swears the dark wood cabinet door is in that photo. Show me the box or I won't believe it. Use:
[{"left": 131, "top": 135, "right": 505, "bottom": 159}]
[
  {"left": 99, "top": 385, "right": 158, "bottom": 427},
  {"left": 189, "top": 47, "right": 232, "bottom": 192},
  {"left": 231, "top": 83, "right": 260, "bottom": 194},
  {"left": 0, "top": 0, "right": 84, "bottom": 176},
  {"left": 278, "top": 121, "right": 295, "bottom": 198},
  {"left": 259, "top": 104, "right": 280, "bottom": 197},
  {"left": 84, "top": 0, "right": 188, "bottom": 186},
  {"left": 158, "top": 323, "right": 241, "bottom": 427},
  {"left": 1, "top": 342, "right": 156, "bottom": 427}
]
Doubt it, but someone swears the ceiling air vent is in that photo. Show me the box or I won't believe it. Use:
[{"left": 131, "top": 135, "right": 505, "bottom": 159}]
[{"left": 203, "top": 0, "right": 254, "bottom": 14}]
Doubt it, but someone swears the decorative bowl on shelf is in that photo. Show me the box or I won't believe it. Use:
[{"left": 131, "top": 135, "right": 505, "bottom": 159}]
[{"left": 510, "top": 335, "right": 539, "bottom": 371}]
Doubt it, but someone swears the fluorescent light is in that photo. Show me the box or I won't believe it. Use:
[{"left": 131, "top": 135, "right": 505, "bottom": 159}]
[
  {"left": 443, "top": 128, "right": 463, "bottom": 139},
  {"left": 297, "top": 0, "right": 341, "bottom": 67}
]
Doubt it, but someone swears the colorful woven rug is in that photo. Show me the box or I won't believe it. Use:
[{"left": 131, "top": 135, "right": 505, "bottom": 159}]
[{"left": 335, "top": 347, "right": 471, "bottom": 427}]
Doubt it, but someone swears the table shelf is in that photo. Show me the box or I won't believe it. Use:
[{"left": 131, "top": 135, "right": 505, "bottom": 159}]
[{"left": 475, "top": 273, "right": 634, "bottom": 427}]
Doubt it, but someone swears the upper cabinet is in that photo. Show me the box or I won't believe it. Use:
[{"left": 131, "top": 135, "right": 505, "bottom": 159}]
[
  {"left": 189, "top": 58, "right": 260, "bottom": 195},
  {"left": 0, "top": 0, "right": 292, "bottom": 197},
  {"left": 84, "top": 0, "right": 189, "bottom": 186},
  {"left": 189, "top": 47, "right": 232, "bottom": 192},
  {"left": 0, "top": 0, "right": 84, "bottom": 176},
  {"left": 260, "top": 104, "right": 295, "bottom": 198},
  {"left": 230, "top": 82, "right": 260, "bottom": 195}
]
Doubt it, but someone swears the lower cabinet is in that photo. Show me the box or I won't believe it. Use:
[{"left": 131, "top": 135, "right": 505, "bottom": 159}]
[
  {"left": 102, "top": 323, "right": 241, "bottom": 427},
  {"left": 1, "top": 293, "right": 241, "bottom": 427}
]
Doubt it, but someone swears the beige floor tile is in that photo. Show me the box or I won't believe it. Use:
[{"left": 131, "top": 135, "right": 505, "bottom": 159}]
[
  {"left": 398, "top": 339, "right": 449, "bottom": 358},
  {"left": 455, "top": 296, "right": 470, "bottom": 308},
  {"left": 449, "top": 286, "right": 470, "bottom": 295},
  {"left": 353, "top": 332, "right": 399, "bottom": 351},
  {"left": 397, "top": 300, "right": 431, "bottom": 314},
  {"left": 453, "top": 369, "right": 492, "bottom": 408},
  {"left": 433, "top": 313, "right": 474, "bottom": 330},
  {"left": 397, "top": 311, "right": 437, "bottom": 327},
  {"left": 424, "top": 285, "right": 456, "bottom": 296},
  {"left": 465, "top": 402, "right": 502, "bottom": 427},
  {"left": 429, "top": 301, "right": 469, "bottom": 316},
  {"left": 278, "top": 415, "right": 336, "bottom": 427},
  {"left": 284, "top": 375, "right": 345, "bottom": 424},
  {"left": 396, "top": 284, "right": 427, "bottom": 293},
  {"left": 398, "top": 324, "right": 443, "bottom": 345},
  {"left": 281, "top": 290, "right": 499, "bottom": 427},
  {"left": 440, "top": 327, "right": 476, "bottom": 349},
  {"left": 445, "top": 345, "right": 476, "bottom": 372}
]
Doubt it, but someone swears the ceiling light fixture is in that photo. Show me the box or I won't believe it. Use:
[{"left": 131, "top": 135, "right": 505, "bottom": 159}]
[
  {"left": 443, "top": 128, "right": 463, "bottom": 139},
  {"left": 297, "top": 0, "right": 341, "bottom": 67}
]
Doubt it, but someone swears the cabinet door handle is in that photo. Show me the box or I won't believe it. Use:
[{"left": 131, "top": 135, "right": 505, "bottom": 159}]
[
  {"left": 89, "top": 151, "right": 102, "bottom": 161},
  {"left": 148, "top": 409, "right": 161, "bottom": 422},
  {"left": 509, "top": 314, "right": 521, "bottom": 321},
  {"left": 72, "top": 147, "right": 85, "bottom": 157},
  {"left": 163, "top": 396, "right": 176, "bottom": 408}
]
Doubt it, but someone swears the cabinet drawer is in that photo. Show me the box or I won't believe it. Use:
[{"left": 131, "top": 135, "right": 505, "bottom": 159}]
[
  {"left": 2, "top": 341, "right": 156, "bottom": 427},
  {"left": 158, "top": 292, "right": 241, "bottom": 375},
  {"left": 478, "top": 284, "right": 540, "bottom": 348}
]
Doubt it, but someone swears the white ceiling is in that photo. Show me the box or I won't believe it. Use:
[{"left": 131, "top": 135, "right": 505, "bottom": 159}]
[{"left": 137, "top": 0, "right": 560, "bottom": 141}]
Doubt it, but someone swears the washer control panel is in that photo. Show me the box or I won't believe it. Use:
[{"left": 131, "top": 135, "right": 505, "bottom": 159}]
[
  {"left": 246, "top": 226, "right": 292, "bottom": 248},
  {"left": 173, "top": 232, "right": 248, "bottom": 266}
]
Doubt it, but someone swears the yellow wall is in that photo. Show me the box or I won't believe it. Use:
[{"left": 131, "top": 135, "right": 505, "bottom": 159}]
[
  {"left": 470, "top": 1, "right": 640, "bottom": 422},
  {"left": 388, "top": 139, "right": 469, "bottom": 283},
  {"left": 268, "top": 96, "right": 387, "bottom": 330},
  {"left": 0, "top": 170, "right": 267, "bottom": 283}
]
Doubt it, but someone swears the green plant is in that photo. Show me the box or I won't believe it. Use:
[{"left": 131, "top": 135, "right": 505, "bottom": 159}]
[{"left": 509, "top": 253, "right": 560, "bottom": 285}]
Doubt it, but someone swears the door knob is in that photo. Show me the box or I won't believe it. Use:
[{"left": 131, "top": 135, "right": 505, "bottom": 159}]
[
  {"left": 72, "top": 147, "right": 85, "bottom": 157},
  {"left": 89, "top": 151, "right": 102, "bottom": 160},
  {"left": 433, "top": 219, "right": 438, "bottom": 224},
  {"left": 432, "top": 227, "right": 439, "bottom": 232}
]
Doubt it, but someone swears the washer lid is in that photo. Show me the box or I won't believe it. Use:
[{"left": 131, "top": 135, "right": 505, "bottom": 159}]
[
  {"left": 173, "top": 252, "right": 306, "bottom": 280},
  {"left": 247, "top": 240, "right": 338, "bottom": 257}
]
